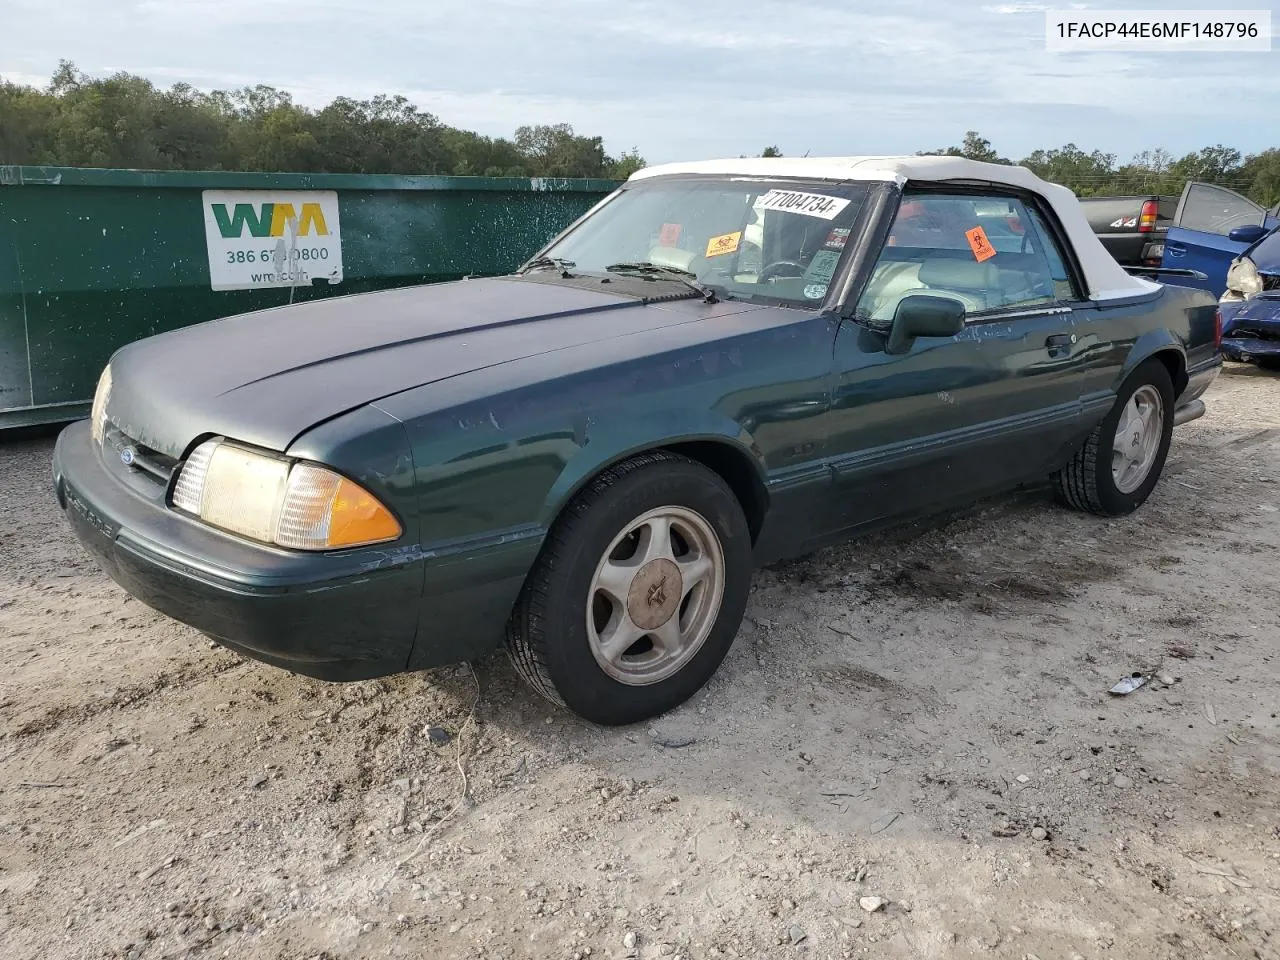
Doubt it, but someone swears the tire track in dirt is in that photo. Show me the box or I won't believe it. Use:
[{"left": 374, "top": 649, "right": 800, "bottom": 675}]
[{"left": 3, "top": 655, "right": 250, "bottom": 739}]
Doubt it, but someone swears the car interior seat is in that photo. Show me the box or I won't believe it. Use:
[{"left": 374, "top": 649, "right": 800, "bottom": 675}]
[
  {"left": 917, "top": 258, "right": 998, "bottom": 314},
  {"left": 857, "top": 261, "right": 926, "bottom": 321},
  {"left": 647, "top": 246, "right": 699, "bottom": 272}
]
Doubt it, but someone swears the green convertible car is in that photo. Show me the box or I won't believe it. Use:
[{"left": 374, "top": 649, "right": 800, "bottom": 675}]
[{"left": 53, "top": 156, "right": 1222, "bottom": 725}]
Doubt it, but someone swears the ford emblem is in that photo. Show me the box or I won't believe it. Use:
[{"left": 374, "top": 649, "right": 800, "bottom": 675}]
[{"left": 120, "top": 446, "right": 136, "bottom": 466}]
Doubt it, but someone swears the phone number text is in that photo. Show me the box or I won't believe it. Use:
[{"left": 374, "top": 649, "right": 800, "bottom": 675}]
[{"left": 224, "top": 247, "right": 331, "bottom": 264}]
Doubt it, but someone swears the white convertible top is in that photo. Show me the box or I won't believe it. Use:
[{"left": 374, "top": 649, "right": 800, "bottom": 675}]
[{"left": 629, "top": 156, "right": 1159, "bottom": 302}]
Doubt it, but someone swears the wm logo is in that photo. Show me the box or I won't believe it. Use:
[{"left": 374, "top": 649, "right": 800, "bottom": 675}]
[{"left": 211, "top": 202, "right": 329, "bottom": 239}]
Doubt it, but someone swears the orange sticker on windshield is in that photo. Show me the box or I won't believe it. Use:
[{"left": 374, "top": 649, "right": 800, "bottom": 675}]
[
  {"left": 659, "top": 222, "right": 682, "bottom": 246},
  {"left": 965, "top": 226, "right": 997, "bottom": 262},
  {"left": 705, "top": 231, "right": 742, "bottom": 258}
]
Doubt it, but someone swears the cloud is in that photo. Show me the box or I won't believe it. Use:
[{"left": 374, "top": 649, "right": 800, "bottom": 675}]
[
  {"left": 0, "top": 70, "right": 50, "bottom": 89},
  {"left": 983, "top": 3, "right": 1054, "bottom": 13},
  {"left": 2, "top": 0, "right": 1277, "bottom": 164}
]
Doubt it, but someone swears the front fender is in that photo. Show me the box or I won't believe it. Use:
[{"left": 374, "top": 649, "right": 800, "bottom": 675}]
[
  {"left": 538, "top": 411, "right": 766, "bottom": 528},
  {"left": 393, "top": 407, "right": 770, "bottom": 672}
]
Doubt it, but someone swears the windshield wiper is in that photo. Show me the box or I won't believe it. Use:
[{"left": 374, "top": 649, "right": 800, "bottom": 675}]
[
  {"left": 604, "top": 261, "right": 720, "bottom": 303},
  {"left": 521, "top": 256, "right": 576, "bottom": 276}
]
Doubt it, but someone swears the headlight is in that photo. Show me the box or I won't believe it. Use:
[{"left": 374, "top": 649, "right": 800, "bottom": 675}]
[
  {"left": 171, "top": 438, "right": 402, "bottom": 550},
  {"left": 90, "top": 365, "right": 113, "bottom": 444},
  {"left": 1224, "top": 257, "right": 1263, "bottom": 301}
]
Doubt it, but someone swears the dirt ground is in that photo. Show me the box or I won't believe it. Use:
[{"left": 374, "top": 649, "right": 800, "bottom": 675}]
[{"left": 1, "top": 364, "right": 1278, "bottom": 960}]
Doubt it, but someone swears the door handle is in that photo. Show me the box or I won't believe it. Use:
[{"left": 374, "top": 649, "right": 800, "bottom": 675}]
[
  {"left": 1045, "top": 333, "right": 1076, "bottom": 357},
  {"left": 1166, "top": 242, "right": 1186, "bottom": 257}
]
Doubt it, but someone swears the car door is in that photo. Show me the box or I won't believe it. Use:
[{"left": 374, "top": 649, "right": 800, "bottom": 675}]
[
  {"left": 820, "top": 190, "right": 1093, "bottom": 536},
  {"left": 1161, "top": 182, "right": 1273, "bottom": 296}
]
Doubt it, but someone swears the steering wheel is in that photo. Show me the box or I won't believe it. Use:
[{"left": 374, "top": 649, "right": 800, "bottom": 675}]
[{"left": 757, "top": 260, "right": 806, "bottom": 283}]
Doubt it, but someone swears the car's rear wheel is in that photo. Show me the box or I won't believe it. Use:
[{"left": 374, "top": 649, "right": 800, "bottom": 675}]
[
  {"left": 1053, "top": 358, "right": 1174, "bottom": 517},
  {"left": 506, "top": 451, "right": 752, "bottom": 726}
]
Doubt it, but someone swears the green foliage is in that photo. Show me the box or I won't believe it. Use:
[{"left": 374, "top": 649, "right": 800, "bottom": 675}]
[
  {"left": 921, "top": 131, "right": 1009, "bottom": 165},
  {"left": 1240, "top": 149, "right": 1280, "bottom": 208},
  {"left": 0, "top": 62, "right": 643, "bottom": 179},
  {"left": 513, "top": 123, "right": 609, "bottom": 177},
  {"left": 607, "top": 148, "right": 647, "bottom": 180},
  {"left": 921, "top": 130, "right": 1277, "bottom": 206},
  {"left": 1021, "top": 143, "right": 1116, "bottom": 191}
]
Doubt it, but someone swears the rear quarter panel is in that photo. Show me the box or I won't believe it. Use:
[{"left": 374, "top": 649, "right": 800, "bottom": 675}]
[{"left": 1071, "top": 283, "right": 1219, "bottom": 418}]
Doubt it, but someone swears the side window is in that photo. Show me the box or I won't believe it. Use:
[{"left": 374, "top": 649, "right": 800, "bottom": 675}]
[
  {"left": 1024, "top": 206, "right": 1078, "bottom": 302},
  {"left": 856, "top": 193, "right": 1065, "bottom": 323},
  {"left": 1177, "top": 184, "right": 1264, "bottom": 236}
]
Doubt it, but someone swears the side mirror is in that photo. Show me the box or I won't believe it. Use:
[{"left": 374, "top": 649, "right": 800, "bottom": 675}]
[
  {"left": 885, "top": 294, "right": 966, "bottom": 354},
  {"left": 1228, "top": 224, "right": 1268, "bottom": 245}
]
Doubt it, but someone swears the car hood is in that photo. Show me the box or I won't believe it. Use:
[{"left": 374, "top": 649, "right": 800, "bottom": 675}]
[
  {"left": 104, "top": 277, "right": 706, "bottom": 458},
  {"left": 1246, "top": 227, "right": 1280, "bottom": 276}
]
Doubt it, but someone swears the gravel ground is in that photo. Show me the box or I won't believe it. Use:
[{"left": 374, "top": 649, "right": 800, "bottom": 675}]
[{"left": 1, "top": 364, "right": 1278, "bottom": 960}]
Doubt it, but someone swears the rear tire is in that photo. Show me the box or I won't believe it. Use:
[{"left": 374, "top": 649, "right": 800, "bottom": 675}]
[
  {"left": 506, "top": 452, "right": 752, "bottom": 726},
  {"left": 1053, "top": 358, "right": 1174, "bottom": 517}
]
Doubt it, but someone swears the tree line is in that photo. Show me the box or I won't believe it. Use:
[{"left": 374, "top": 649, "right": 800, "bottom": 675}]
[
  {"left": 917, "top": 131, "right": 1280, "bottom": 207},
  {"left": 0, "top": 62, "right": 645, "bottom": 180},
  {"left": 757, "top": 134, "right": 1279, "bottom": 207},
  {"left": 3, "top": 64, "right": 1277, "bottom": 208}
]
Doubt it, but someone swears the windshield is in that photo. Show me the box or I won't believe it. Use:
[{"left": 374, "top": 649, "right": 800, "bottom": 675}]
[{"left": 533, "top": 177, "right": 872, "bottom": 306}]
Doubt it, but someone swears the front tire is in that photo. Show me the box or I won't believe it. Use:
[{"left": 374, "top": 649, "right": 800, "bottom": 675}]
[
  {"left": 507, "top": 452, "right": 753, "bottom": 726},
  {"left": 1053, "top": 358, "right": 1174, "bottom": 517}
]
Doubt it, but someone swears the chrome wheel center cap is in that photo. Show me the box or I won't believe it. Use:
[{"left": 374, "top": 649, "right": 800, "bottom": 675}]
[{"left": 627, "top": 558, "right": 682, "bottom": 630}]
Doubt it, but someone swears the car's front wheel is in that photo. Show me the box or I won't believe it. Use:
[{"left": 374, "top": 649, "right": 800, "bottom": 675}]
[
  {"left": 1053, "top": 358, "right": 1175, "bottom": 516},
  {"left": 506, "top": 452, "right": 752, "bottom": 726}
]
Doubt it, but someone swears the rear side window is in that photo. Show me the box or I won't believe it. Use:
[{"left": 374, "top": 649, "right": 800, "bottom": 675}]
[{"left": 856, "top": 193, "right": 1077, "bottom": 322}]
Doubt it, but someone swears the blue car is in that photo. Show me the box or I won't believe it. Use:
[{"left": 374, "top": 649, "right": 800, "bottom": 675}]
[{"left": 1159, "top": 182, "right": 1280, "bottom": 365}]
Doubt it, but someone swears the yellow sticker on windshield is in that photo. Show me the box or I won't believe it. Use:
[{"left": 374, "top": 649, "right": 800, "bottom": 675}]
[{"left": 705, "top": 231, "right": 742, "bottom": 258}]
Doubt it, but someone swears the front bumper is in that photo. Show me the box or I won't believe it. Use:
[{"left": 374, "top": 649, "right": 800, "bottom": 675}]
[
  {"left": 1220, "top": 295, "right": 1280, "bottom": 363},
  {"left": 52, "top": 420, "right": 424, "bottom": 681}
]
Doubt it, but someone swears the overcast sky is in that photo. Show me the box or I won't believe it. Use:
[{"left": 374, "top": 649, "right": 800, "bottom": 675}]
[{"left": 3, "top": 0, "right": 1277, "bottom": 164}]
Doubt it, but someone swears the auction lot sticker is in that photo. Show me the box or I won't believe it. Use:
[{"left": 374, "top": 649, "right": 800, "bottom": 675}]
[
  {"left": 202, "top": 190, "right": 343, "bottom": 291},
  {"left": 756, "top": 189, "right": 851, "bottom": 220}
]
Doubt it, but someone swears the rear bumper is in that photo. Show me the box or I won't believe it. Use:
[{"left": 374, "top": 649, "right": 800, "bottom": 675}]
[
  {"left": 1175, "top": 351, "right": 1222, "bottom": 414},
  {"left": 53, "top": 420, "right": 424, "bottom": 681},
  {"left": 1172, "top": 399, "right": 1206, "bottom": 426},
  {"left": 1222, "top": 337, "right": 1280, "bottom": 362}
]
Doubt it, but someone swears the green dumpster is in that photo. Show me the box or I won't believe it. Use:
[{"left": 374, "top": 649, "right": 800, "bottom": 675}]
[{"left": 0, "top": 166, "right": 619, "bottom": 429}]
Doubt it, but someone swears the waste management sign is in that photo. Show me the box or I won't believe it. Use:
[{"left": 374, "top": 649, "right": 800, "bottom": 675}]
[{"left": 201, "top": 190, "right": 344, "bottom": 291}]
